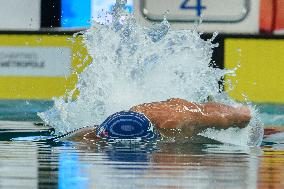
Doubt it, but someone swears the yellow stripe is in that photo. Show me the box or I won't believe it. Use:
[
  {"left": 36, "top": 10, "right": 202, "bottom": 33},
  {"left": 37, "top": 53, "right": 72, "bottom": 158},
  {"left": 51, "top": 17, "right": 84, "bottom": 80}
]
[
  {"left": 263, "top": 151, "right": 284, "bottom": 156},
  {"left": 0, "top": 34, "right": 71, "bottom": 46},
  {"left": 224, "top": 39, "right": 284, "bottom": 103},
  {"left": 0, "top": 77, "right": 68, "bottom": 99},
  {"left": 0, "top": 34, "right": 91, "bottom": 100}
]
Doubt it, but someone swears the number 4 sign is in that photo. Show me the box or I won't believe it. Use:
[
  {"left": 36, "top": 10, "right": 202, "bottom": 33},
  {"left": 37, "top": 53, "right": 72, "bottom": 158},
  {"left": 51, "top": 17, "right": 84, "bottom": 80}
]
[
  {"left": 135, "top": 0, "right": 259, "bottom": 33},
  {"left": 141, "top": 0, "right": 249, "bottom": 22},
  {"left": 180, "top": 0, "right": 206, "bottom": 17}
]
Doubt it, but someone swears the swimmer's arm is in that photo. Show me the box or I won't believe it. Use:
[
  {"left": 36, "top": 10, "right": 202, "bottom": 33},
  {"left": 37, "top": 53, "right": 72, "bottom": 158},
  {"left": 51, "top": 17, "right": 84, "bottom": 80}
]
[
  {"left": 178, "top": 102, "right": 251, "bottom": 139},
  {"left": 167, "top": 98, "right": 251, "bottom": 130},
  {"left": 198, "top": 102, "right": 251, "bottom": 129},
  {"left": 131, "top": 98, "right": 251, "bottom": 138}
]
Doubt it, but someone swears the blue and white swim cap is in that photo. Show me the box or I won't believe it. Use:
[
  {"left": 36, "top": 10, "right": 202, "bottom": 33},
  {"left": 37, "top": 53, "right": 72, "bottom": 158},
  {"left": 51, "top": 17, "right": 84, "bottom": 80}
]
[{"left": 96, "top": 111, "right": 158, "bottom": 141}]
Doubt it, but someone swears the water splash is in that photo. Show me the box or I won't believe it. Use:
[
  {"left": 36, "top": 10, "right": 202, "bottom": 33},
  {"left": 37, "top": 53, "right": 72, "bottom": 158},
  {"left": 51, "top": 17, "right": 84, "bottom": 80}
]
[{"left": 38, "top": 0, "right": 263, "bottom": 146}]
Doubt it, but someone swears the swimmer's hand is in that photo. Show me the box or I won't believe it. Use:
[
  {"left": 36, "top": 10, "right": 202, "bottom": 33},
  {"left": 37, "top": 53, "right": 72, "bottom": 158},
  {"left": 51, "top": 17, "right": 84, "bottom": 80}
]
[{"left": 130, "top": 98, "right": 251, "bottom": 138}]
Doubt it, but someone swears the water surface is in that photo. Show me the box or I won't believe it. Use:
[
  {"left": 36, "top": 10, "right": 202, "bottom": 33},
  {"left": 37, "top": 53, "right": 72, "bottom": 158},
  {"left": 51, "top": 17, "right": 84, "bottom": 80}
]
[{"left": 0, "top": 121, "right": 283, "bottom": 189}]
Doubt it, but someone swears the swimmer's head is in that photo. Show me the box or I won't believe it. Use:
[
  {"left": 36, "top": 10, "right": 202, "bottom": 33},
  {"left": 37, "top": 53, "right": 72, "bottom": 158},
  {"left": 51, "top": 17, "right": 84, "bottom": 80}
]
[{"left": 96, "top": 111, "right": 158, "bottom": 141}]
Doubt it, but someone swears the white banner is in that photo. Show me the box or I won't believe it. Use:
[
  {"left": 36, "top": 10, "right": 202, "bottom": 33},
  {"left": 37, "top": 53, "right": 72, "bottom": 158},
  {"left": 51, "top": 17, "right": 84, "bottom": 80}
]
[{"left": 0, "top": 47, "right": 72, "bottom": 77}]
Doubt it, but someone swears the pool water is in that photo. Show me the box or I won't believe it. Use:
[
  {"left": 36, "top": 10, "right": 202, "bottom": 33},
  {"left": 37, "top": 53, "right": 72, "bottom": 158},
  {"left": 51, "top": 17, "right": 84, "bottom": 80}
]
[{"left": 0, "top": 119, "right": 283, "bottom": 189}]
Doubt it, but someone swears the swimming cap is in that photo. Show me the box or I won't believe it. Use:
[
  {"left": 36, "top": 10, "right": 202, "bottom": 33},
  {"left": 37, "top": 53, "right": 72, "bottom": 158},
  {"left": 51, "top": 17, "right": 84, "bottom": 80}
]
[{"left": 96, "top": 111, "right": 158, "bottom": 141}]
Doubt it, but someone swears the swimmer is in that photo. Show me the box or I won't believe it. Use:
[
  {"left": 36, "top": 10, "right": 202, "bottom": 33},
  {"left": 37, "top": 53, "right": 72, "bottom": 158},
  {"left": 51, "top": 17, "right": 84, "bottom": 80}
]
[{"left": 60, "top": 98, "right": 251, "bottom": 142}]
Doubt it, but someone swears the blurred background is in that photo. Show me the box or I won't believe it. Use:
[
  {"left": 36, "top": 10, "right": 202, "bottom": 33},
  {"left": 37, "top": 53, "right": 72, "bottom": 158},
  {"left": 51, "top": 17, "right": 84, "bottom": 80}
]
[{"left": 0, "top": 0, "right": 283, "bottom": 121}]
